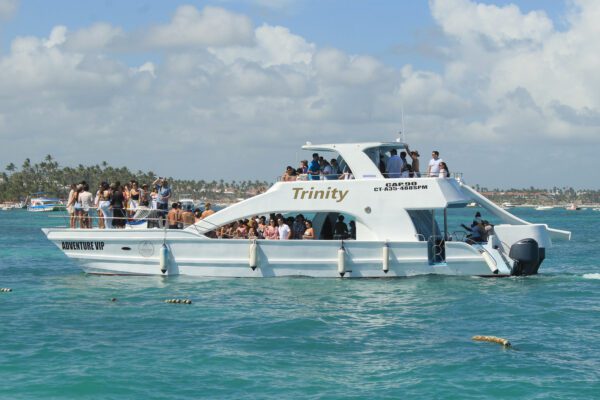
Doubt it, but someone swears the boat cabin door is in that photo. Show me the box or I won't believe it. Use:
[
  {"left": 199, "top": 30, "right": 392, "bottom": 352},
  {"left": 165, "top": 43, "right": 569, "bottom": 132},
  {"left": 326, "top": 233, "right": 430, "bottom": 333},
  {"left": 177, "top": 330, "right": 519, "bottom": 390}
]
[{"left": 428, "top": 209, "right": 447, "bottom": 264}]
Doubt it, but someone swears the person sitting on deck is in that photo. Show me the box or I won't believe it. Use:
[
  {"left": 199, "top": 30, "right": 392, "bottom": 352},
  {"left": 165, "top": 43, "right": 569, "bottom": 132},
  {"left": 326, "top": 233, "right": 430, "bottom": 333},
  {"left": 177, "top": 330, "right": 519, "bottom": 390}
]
[{"left": 461, "top": 221, "right": 485, "bottom": 244}]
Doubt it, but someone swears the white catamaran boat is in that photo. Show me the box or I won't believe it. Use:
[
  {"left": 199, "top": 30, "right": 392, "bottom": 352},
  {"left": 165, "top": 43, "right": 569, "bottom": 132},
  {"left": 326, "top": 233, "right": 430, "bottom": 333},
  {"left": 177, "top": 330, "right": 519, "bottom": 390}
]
[{"left": 43, "top": 141, "right": 570, "bottom": 278}]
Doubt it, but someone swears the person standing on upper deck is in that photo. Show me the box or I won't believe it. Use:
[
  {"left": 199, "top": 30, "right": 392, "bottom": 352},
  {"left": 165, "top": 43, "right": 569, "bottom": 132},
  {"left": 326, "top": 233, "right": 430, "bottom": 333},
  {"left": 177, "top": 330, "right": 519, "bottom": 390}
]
[
  {"left": 308, "top": 153, "right": 321, "bottom": 180},
  {"left": 427, "top": 151, "right": 443, "bottom": 177},
  {"left": 386, "top": 149, "right": 402, "bottom": 178},
  {"left": 406, "top": 148, "right": 420, "bottom": 177},
  {"left": 153, "top": 177, "right": 171, "bottom": 227}
]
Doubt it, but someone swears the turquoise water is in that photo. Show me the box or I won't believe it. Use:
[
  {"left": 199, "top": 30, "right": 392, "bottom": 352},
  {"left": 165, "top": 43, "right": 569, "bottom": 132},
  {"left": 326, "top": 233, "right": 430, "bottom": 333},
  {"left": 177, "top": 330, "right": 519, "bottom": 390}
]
[{"left": 1, "top": 208, "right": 599, "bottom": 399}]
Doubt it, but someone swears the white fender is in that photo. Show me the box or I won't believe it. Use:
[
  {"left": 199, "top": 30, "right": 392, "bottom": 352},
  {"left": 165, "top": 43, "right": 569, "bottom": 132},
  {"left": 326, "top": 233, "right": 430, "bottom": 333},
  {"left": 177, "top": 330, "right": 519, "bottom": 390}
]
[
  {"left": 337, "top": 248, "right": 345, "bottom": 276},
  {"left": 481, "top": 250, "right": 498, "bottom": 274},
  {"left": 382, "top": 243, "right": 389, "bottom": 273},
  {"left": 160, "top": 244, "right": 169, "bottom": 274},
  {"left": 249, "top": 240, "right": 258, "bottom": 270}
]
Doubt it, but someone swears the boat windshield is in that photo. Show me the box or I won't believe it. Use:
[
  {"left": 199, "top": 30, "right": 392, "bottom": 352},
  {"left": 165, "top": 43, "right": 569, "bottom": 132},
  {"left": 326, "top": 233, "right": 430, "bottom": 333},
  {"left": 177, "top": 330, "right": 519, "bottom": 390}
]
[{"left": 364, "top": 144, "right": 408, "bottom": 178}]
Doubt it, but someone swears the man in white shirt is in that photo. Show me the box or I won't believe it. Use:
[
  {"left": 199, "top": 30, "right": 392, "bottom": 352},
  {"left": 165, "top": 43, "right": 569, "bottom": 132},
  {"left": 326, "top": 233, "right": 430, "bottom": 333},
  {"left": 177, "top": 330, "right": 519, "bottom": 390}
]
[
  {"left": 386, "top": 149, "right": 403, "bottom": 178},
  {"left": 427, "top": 151, "right": 443, "bottom": 177},
  {"left": 277, "top": 218, "right": 291, "bottom": 240}
]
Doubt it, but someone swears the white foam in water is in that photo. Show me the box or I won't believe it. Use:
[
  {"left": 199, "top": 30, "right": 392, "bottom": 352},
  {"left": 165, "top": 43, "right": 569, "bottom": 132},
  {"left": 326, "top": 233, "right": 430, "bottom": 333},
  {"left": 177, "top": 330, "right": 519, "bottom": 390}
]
[{"left": 582, "top": 273, "right": 600, "bottom": 280}]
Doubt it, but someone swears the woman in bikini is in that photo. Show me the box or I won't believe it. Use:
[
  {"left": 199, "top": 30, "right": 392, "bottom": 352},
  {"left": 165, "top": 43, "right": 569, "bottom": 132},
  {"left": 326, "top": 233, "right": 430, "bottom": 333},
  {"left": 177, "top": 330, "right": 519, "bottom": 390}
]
[
  {"left": 302, "top": 220, "right": 315, "bottom": 239},
  {"left": 264, "top": 219, "right": 279, "bottom": 240}
]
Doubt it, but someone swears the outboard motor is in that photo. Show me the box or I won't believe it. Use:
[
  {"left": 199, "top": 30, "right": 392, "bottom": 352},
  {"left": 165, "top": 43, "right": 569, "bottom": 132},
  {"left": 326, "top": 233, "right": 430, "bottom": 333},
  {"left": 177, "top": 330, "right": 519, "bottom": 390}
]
[{"left": 509, "top": 238, "right": 543, "bottom": 276}]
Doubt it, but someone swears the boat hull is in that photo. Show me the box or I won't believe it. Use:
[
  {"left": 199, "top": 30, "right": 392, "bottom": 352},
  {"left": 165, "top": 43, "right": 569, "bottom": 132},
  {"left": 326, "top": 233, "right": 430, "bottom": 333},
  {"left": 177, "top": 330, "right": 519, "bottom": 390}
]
[{"left": 42, "top": 228, "right": 507, "bottom": 278}]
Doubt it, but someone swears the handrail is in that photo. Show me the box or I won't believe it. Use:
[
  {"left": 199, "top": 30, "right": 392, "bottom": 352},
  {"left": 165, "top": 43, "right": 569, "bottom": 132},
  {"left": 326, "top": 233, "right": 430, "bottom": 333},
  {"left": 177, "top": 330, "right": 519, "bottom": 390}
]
[{"left": 276, "top": 172, "right": 463, "bottom": 181}]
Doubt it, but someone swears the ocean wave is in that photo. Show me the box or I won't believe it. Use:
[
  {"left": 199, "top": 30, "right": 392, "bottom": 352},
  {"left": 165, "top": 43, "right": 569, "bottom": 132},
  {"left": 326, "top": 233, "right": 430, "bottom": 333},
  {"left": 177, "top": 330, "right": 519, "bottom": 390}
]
[{"left": 582, "top": 273, "right": 600, "bottom": 280}]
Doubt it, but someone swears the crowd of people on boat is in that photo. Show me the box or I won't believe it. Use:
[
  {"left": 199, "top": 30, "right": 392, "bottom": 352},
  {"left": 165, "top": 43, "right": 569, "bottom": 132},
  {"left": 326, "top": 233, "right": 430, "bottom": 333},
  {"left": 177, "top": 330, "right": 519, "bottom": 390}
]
[
  {"left": 280, "top": 148, "right": 450, "bottom": 181},
  {"left": 381, "top": 148, "right": 450, "bottom": 178},
  {"left": 209, "top": 213, "right": 356, "bottom": 240},
  {"left": 65, "top": 177, "right": 197, "bottom": 229},
  {"left": 281, "top": 153, "right": 354, "bottom": 181}
]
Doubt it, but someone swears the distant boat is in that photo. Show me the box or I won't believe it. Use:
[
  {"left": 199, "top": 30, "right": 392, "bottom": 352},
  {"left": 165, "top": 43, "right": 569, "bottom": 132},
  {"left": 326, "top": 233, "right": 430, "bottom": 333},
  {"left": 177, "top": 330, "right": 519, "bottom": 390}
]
[
  {"left": 535, "top": 206, "right": 553, "bottom": 211},
  {"left": 178, "top": 194, "right": 197, "bottom": 211},
  {"left": 593, "top": 208, "right": 600, "bottom": 212},
  {"left": 565, "top": 203, "right": 580, "bottom": 211},
  {"left": 501, "top": 202, "right": 516, "bottom": 209},
  {"left": 27, "top": 194, "right": 65, "bottom": 212}
]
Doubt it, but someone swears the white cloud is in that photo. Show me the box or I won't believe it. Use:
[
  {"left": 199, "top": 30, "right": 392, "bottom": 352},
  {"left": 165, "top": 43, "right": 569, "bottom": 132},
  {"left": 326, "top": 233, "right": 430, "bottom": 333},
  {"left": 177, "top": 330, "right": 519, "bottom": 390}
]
[
  {"left": 209, "top": 24, "right": 315, "bottom": 67},
  {"left": 43, "top": 26, "right": 67, "bottom": 48},
  {"left": 65, "top": 23, "right": 125, "bottom": 52},
  {"left": 0, "top": 2, "right": 599, "bottom": 188},
  {"left": 146, "top": 5, "right": 254, "bottom": 48},
  {"left": 431, "top": 0, "right": 553, "bottom": 47}
]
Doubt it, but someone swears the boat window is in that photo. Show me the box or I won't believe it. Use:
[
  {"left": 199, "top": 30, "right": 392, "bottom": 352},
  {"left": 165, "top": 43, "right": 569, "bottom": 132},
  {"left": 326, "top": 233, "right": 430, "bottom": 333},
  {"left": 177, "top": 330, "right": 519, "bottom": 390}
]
[
  {"left": 363, "top": 144, "right": 407, "bottom": 178},
  {"left": 202, "top": 211, "right": 358, "bottom": 240}
]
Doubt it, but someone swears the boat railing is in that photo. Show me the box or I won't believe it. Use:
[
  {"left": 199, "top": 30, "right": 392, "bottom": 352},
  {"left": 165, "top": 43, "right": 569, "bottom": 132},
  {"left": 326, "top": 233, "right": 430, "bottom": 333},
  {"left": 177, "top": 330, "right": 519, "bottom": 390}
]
[{"left": 276, "top": 172, "right": 463, "bottom": 182}]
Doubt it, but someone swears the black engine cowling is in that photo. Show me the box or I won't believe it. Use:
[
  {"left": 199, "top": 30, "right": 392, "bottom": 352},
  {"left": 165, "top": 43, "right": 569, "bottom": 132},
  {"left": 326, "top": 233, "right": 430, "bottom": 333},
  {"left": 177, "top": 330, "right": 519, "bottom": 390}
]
[{"left": 509, "top": 238, "right": 545, "bottom": 276}]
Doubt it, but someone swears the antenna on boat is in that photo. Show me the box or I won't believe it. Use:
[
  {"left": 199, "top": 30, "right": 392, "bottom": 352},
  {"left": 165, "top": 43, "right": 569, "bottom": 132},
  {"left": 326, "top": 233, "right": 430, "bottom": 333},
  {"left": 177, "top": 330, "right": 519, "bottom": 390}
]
[{"left": 400, "top": 101, "right": 405, "bottom": 143}]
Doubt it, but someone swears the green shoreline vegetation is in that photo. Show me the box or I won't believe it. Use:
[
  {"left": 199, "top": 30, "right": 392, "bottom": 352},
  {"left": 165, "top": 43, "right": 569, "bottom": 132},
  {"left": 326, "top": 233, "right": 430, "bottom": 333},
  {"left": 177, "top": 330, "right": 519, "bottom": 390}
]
[
  {"left": 1, "top": 155, "right": 599, "bottom": 205},
  {"left": 1, "top": 155, "right": 270, "bottom": 204}
]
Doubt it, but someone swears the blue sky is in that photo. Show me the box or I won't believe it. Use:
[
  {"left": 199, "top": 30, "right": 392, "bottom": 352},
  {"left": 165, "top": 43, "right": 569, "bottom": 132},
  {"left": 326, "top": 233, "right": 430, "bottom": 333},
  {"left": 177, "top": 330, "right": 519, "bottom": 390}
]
[
  {"left": 0, "top": 0, "right": 598, "bottom": 188},
  {"left": 2, "top": 0, "right": 569, "bottom": 69}
]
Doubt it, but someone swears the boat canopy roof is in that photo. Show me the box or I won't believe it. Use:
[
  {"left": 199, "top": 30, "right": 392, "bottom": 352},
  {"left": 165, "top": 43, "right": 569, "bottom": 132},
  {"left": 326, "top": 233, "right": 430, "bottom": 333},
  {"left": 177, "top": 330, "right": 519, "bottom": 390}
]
[{"left": 302, "top": 141, "right": 408, "bottom": 153}]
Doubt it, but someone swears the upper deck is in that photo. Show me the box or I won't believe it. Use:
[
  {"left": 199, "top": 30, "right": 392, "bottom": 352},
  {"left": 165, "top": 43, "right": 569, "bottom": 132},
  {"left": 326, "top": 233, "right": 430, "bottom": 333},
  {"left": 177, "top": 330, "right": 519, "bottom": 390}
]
[{"left": 302, "top": 141, "right": 419, "bottom": 180}]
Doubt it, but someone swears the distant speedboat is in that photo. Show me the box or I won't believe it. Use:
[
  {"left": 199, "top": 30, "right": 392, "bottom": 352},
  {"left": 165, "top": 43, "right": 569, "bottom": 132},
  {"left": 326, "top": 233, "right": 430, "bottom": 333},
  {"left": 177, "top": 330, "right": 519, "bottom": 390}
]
[
  {"left": 565, "top": 203, "right": 580, "bottom": 211},
  {"left": 501, "top": 202, "right": 516, "bottom": 209},
  {"left": 27, "top": 196, "right": 65, "bottom": 212},
  {"left": 535, "top": 206, "right": 553, "bottom": 211},
  {"left": 178, "top": 196, "right": 197, "bottom": 211}
]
